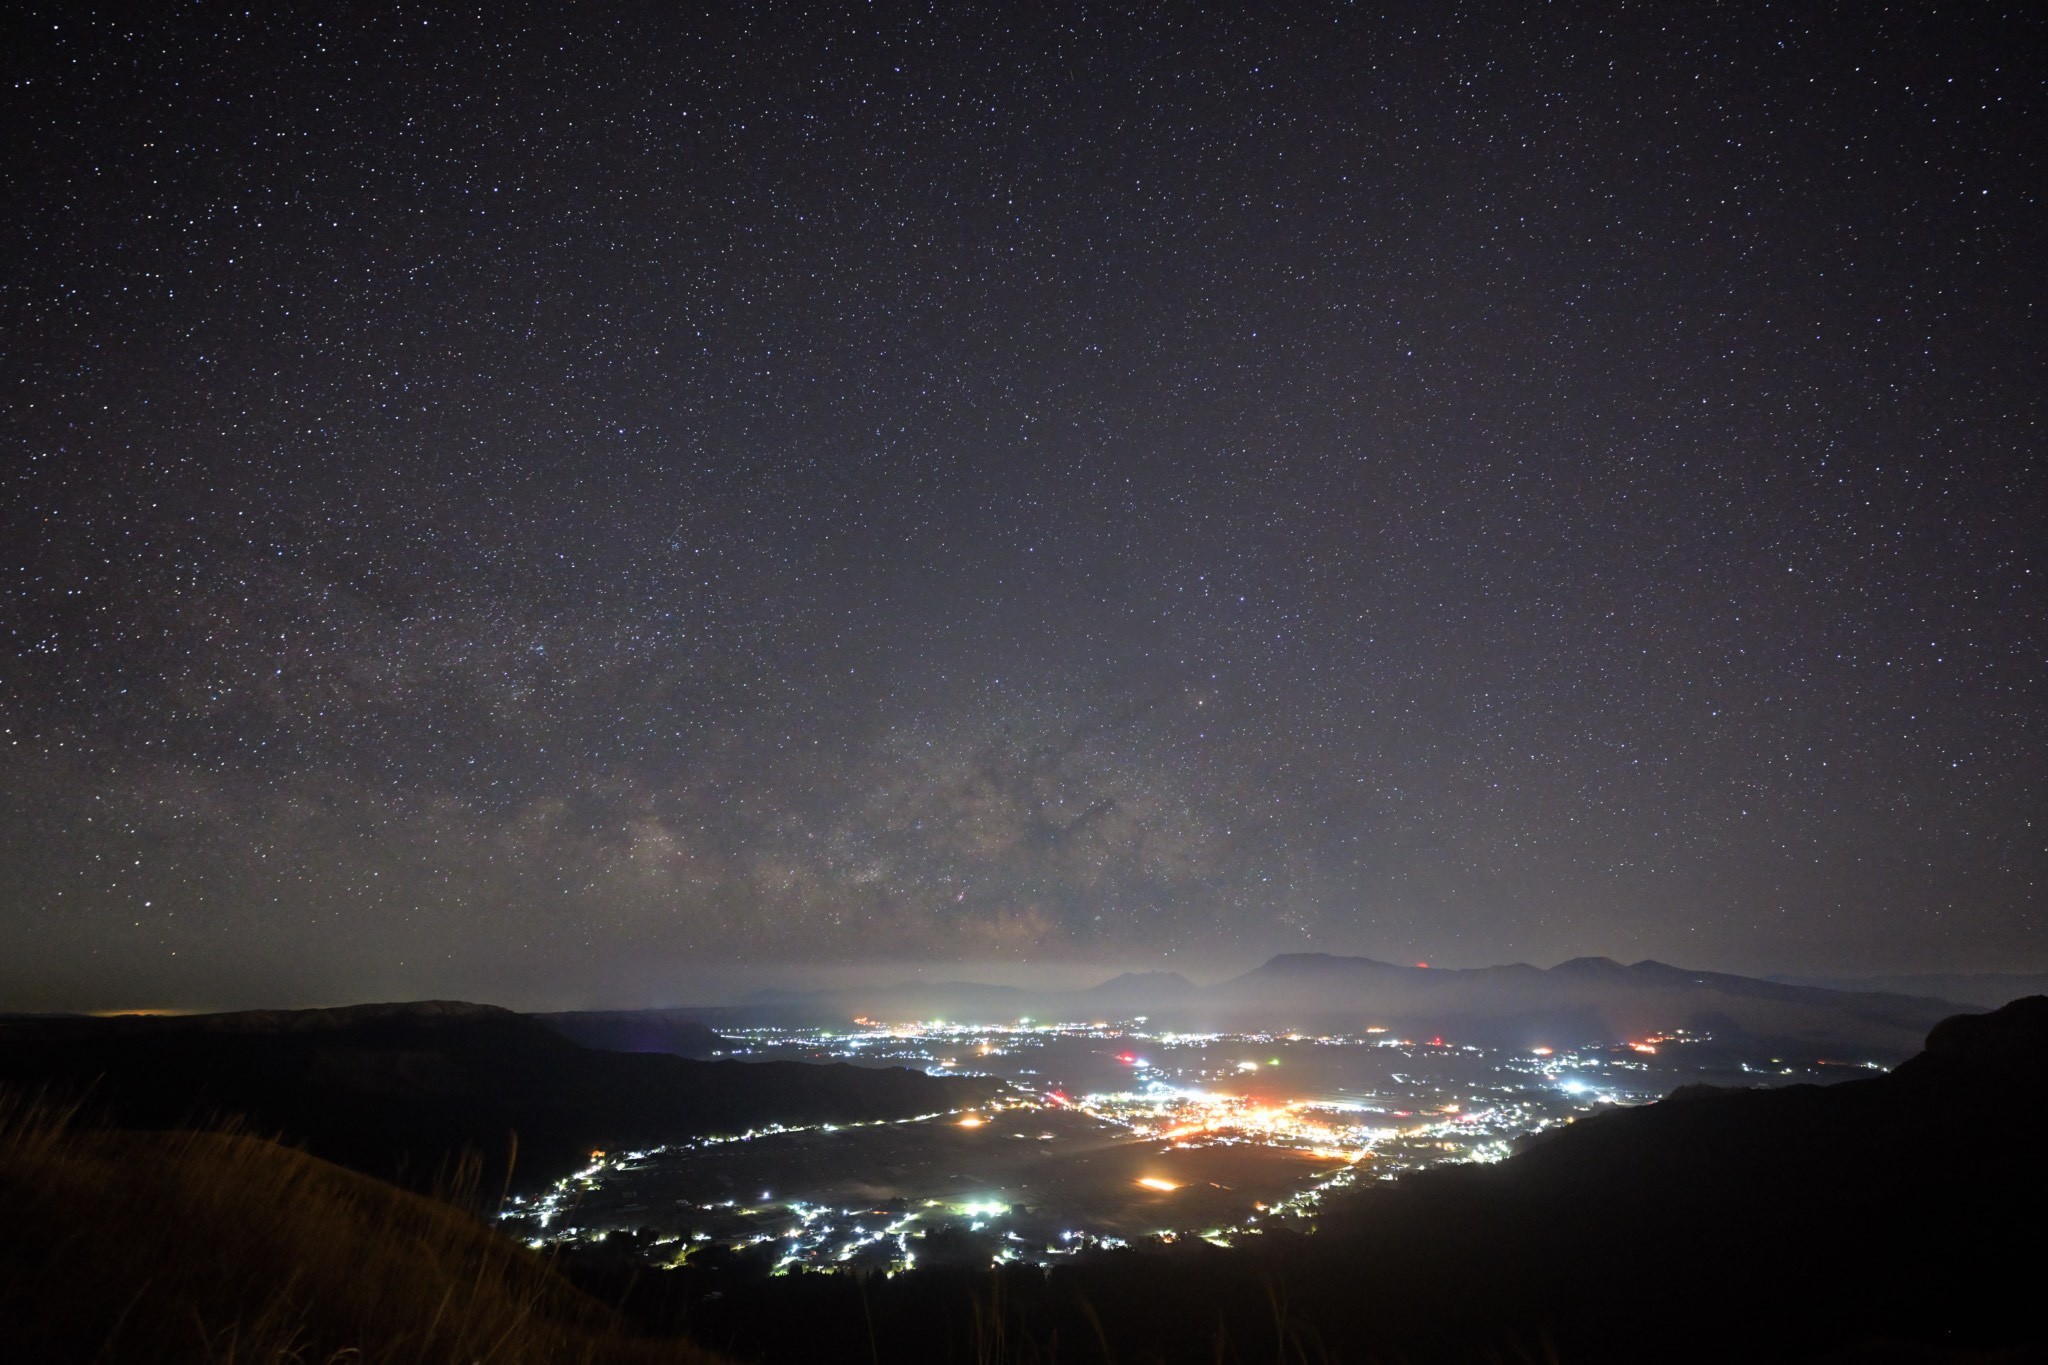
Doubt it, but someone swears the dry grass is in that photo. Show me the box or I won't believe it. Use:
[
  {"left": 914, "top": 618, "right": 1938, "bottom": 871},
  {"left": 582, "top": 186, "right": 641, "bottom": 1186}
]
[{"left": 0, "top": 1091, "right": 726, "bottom": 1365}]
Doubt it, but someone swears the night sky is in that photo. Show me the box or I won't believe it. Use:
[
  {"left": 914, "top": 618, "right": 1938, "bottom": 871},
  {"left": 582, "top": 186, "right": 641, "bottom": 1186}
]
[{"left": 5, "top": 3, "right": 2044, "bottom": 1010}]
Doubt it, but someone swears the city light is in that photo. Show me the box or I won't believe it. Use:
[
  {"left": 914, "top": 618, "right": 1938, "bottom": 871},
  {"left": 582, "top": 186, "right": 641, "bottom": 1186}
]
[{"left": 503, "top": 1016, "right": 1735, "bottom": 1278}]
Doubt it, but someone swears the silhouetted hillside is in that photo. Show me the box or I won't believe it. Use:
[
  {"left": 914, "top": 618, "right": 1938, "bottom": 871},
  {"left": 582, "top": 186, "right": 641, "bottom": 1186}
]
[
  {"left": 535, "top": 1008, "right": 727, "bottom": 1058},
  {"left": 1281, "top": 992, "right": 2048, "bottom": 1360},
  {"left": 0, "top": 1001, "right": 999, "bottom": 1190},
  {"left": 0, "top": 1092, "right": 727, "bottom": 1365}
]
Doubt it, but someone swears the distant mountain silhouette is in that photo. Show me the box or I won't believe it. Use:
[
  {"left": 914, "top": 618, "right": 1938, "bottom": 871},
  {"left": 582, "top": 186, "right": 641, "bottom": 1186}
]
[
  {"left": 0, "top": 1001, "right": 998, "bottom": 1191},
  {"left": 681, "top": 954, "right": 1971, "bottom": 1061},
  {"left": 1197, "top": 952, "right": 1970, "bottom": 1057},
  {"left": 1773, "top": 969, "right": 2048, "bottom": 1010},
  {"left": 1075, "top": 970, "right": 1198, "bottom": 1014}
]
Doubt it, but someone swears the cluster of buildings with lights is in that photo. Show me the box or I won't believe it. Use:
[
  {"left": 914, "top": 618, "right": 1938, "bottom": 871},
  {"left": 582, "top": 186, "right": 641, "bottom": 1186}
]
[{"left": 497, "top": 1015, "right": 1777, "bottom": 1276}]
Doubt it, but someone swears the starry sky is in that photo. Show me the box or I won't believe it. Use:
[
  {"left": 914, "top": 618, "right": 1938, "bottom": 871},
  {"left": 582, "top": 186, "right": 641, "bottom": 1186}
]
[{"left": 4, "top": 2, "right": 2044, "bottom": 1010}]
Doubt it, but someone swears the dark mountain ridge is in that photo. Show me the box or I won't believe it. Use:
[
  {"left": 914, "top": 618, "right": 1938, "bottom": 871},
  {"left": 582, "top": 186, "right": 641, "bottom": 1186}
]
[
  {"left": 678, "top": 954, "right": 1971, "bottom": 1062},
  {"left": 0, "top": 1000, "right": 998, "bottom": 1191},
  {"left": 1775, "top": 968, "right": 2048, "bottom": 1009},
  {"left": 1211, "top": 952, "right": 1969, "bottom": 1052},
  {"left": 1079, "top": 969, "right": 1196, "bottom": 1001}
]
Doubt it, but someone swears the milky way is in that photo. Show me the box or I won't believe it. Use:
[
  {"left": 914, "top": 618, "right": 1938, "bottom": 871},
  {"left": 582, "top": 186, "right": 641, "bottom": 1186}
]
[{"left": 4, "top": 3, "right": 2043, "bottom": 1008}]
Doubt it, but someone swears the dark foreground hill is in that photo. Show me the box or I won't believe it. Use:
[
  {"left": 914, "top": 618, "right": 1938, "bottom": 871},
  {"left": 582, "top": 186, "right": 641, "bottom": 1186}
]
[
  {"left": 0, "top": 1001, "right": 998, "bottom": 1190},
  {"left": 0, "top": 1093, "right": 727, "bottom": 1365},
  {"left": 600, "top": 996, "right": 2048, "bottom": 1364},
  {"left": 1284, "top": 992, "right": 2048, "bottom": 1362}
]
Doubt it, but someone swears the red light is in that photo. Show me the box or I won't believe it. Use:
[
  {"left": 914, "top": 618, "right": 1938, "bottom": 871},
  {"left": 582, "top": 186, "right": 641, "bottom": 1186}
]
[
  {"left": 1118, "top": 1052, "right": 1137, "bottom": 1064},
  {"left": 1429, "top": 1036, "right": 1445, "bottom": 1047},
  {"left": 1415, "top": 961, "right": 1430, "bottom": 969}
]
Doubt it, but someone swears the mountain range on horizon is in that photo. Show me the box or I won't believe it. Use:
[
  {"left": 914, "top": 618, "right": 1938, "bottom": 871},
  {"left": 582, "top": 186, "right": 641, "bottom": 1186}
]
[
  {"left": 15, "top": 953, "right": 1991, "bottom": 1068},
  {"left": 1768, "top": 968, "right": 2048, "bottom": 1008},
  {"left": 675, "top": 951, "right": 1980, "bottom": 1062}
]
